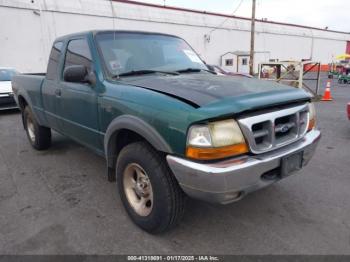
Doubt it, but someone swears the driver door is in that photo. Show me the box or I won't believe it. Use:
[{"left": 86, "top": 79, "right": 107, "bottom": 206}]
[{"left": 57, "top": 37, "right": 101, "bottom": 151}]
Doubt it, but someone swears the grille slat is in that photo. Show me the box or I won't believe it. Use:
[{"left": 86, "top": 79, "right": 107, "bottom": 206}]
[
  {"left": 238, "top": 104, "right": 310, "bottom": 154},
  {"left": 252, "top": 129, "right": 269, "bottom": 139}
]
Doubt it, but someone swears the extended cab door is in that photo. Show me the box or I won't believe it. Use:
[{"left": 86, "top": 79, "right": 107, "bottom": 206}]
[
  {"left": 42, "top": 41, "right": 64, "bottom": 131},
  {"left": 57, "top": 37, "right": 102, "bottom": 151}
]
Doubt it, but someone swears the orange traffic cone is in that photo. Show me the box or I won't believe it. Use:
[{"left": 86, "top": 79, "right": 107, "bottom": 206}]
[{"left": 321, "top": 80, "right": 333, "bottom": 101}]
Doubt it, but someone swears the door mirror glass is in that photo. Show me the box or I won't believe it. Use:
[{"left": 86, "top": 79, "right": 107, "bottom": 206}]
[{"left": 63, "top": 65, "right": 88, "bottom": 83}]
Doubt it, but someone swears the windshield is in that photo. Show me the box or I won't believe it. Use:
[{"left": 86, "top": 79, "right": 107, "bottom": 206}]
[
  {"left": 0, "top": 69, "right": 18, "bottom": 81},
  {"left": 95, "top": 32, "right": 207, "bottom": 77}
]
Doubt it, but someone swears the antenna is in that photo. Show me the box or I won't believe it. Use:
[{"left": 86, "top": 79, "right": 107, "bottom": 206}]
[
  {"left": 110, "top": 0, "right": 116, "bottom": 31},
  {"left": 110, "top": 0, "right": 116, "bottom": 43}
]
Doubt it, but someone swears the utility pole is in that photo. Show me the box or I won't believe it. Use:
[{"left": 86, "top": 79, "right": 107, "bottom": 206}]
[{"left": 249, "top": 0, "right": 256, "bottom": 76}]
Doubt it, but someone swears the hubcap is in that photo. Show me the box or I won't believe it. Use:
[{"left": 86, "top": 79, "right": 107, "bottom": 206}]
[
  {"left": 123, "top": 163, "right": 153, "bottom": 217},
  {"left": 26, "top": 117, "right": 35, "bottom": 142}
]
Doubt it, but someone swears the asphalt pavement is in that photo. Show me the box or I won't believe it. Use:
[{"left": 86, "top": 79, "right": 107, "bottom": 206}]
[{"left": 0, "top": 74, "right": 349, "bottom": 254}]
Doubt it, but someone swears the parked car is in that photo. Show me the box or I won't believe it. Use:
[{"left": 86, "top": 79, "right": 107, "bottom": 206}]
[
  {"left": 12, "top": 30, "right": 321, "bottom": 233},
  {"left": 347, "top": 102, "right": 350, "bottom": 120},
  {"left": 207, "top": 64, "right": 253, "bottom": 78},
  {"left": 0, "top": 67, "right": 19, "bottom": 110}
]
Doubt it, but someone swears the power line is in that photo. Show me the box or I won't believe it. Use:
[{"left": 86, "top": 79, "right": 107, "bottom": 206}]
[{"left": 207, "top": 0, "right": 244, "bottom": 35}]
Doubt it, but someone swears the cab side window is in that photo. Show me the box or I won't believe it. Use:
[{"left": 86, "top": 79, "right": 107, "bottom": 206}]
[
  {"left": 63, "top": 38, "right": 92, "bottom": 76},
  {"left": 46, "top": 41, "right": 63, "bottom": 80}
]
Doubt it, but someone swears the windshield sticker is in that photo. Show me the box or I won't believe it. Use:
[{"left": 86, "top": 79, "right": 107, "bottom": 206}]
[
  {"left": 183, "top": 50, "right": 202, "bottom": 63},
  {"left": 110, "top": 60, "right": 122, "bottom": 71}
]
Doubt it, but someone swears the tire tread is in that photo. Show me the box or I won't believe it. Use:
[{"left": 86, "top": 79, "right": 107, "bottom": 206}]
[
  {"left": 24, "top": 106, "right": 51, "bottom": 150},
  {"left": 117, "top": 141, "right": 186, "bottom": 233}
]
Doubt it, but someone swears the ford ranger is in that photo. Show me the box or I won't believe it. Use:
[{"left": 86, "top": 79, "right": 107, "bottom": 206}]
[{"left": 12, "top": 30, "right": 321, "bottom": 233}]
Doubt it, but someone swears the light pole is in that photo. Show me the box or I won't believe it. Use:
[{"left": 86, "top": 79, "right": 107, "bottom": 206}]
[{"left": 249, "top": 0, "right": 256, "bottom": 75}]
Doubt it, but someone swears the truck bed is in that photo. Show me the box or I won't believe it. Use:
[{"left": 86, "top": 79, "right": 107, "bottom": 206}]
[{"left": 12, "top": 73, "right": 46, "bottom": 114}]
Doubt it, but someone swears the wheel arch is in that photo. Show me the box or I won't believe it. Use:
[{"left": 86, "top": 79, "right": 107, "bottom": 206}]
[
  {"left": 104, "top": 115, "right": 173, "bottom": 181},
  {"left": 17, "top": 94, "right": 28, "bottom": 111},
  {"left": 17, "top": 94, "right": 30, "bottom": 128}
]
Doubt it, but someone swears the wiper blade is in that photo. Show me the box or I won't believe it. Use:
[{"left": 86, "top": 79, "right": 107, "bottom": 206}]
[
  {"left": 115, "top": 70, "right": 179, "bottom": 78},
  {"left": 176, "top": 68, "right": 216, "bottom": 74}
]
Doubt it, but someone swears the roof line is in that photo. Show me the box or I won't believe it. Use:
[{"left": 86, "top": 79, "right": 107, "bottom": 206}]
[{"left": 113, "top": 0, "right": 350, "bottom": 35}]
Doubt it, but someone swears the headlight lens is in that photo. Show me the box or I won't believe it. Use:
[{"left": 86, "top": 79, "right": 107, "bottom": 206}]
[
  {"left": 186, "top": 119, "right": 248, "bottom": 160},
  {"left": 308, "top": 103, "right": 316, "bottom": 131},
  {"left": 187, "top": 126, "right": 212, "bottom": 147},
  {"left": 209, "top": 119, "right": 245, "bottom": 147}
]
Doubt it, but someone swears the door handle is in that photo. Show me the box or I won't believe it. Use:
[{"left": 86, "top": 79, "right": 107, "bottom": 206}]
[{"left": 55, "top": 89, "right": 61, "bottom": 97}]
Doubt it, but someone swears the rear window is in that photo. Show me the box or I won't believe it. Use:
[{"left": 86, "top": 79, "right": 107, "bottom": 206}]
[
  {"left": 46, "top": 41, "right": 63, "bottom": 80},
  {"left": 0, "top": 69, "right": 18, "bottom": 81}
]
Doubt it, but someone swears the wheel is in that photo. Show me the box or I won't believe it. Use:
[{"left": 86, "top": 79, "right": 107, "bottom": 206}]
[
  {"left": 23, "top": 106, "right": 51, "bottom": 150},
  {"left": 116, "top": 141, "right": 186, "bottom": 234}
]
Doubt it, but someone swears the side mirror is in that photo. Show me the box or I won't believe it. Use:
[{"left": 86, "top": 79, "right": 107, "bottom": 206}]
[{"left": 63, "top": 65, "right": 88, "bottom": 83}]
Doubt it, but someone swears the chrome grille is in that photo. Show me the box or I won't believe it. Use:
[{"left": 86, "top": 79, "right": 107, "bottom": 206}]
[{"left": 238, "top": 104, "right": 310, "bottom": 154}]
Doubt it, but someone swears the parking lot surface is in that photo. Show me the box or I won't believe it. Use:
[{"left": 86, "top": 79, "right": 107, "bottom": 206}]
[{"left": 1, "top": 75, "right": 350, "bottom": 255}]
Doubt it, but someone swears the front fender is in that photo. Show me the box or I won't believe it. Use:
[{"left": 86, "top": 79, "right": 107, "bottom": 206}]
[{"left": 104, "top": 115, "right": 173, "bottom": 178}]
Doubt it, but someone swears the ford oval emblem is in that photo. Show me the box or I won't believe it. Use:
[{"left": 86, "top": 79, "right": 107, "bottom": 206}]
[{"left": 280, "top": 125, "right": 290, "bottom": 133}]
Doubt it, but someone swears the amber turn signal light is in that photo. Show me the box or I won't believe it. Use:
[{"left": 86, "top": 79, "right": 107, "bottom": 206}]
[
  {"left": 307, "top": 118, "right": 316, "bottom": 131},
  {"left": 186, "top": 143, "right": 249, "bottom": 160}
]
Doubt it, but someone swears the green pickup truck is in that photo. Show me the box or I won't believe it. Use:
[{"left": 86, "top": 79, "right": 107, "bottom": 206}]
[{"left": 12, "top": 30, "right": 321, "bottom": 233}]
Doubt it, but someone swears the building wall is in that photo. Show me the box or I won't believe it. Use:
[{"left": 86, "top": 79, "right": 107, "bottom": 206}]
[{"left": 0, "top": 0, "right": 349, "bottom": 73}]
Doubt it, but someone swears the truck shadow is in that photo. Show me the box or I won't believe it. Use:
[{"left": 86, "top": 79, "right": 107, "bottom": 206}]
[
  {"left": 39, "top": 132, "right": 86, "bottom": 155},
  {"left": 0, "top": 108, "right": 20, "bottom": 116}
]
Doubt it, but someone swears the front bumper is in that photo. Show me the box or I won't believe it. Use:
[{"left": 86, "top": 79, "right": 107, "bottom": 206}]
[
  {"left": 0, "top": 93, "right": 18, "bottom": 110},
  {"left": 167, "top": 129, "right": 321, "bottom": 204}
]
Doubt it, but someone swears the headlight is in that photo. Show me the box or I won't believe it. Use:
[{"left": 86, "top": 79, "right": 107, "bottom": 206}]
[
  {"left": 186, "top": 119, "right": 248, "bottom": 160},
  {"left": 308, "top": 103, "right": 316, "bottom": 131}
]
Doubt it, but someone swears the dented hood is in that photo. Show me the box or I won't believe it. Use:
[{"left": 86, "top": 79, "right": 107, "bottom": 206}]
[{"left": 123, "top": 73, "right": 310, "bottom": 108}]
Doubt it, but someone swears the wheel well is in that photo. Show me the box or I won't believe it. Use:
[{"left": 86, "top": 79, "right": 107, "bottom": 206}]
[
  {"left": 18, "top": 95, "right": 28, "bottom": 111},
  {"left": 17, "top": 96, "right": 28, "bottom": 128},
  {"left": 115, "top": 129, "right": 144, "bottom": 159},
  {"left": 107, "top": 129, "right": 156, "bottom": 181}
]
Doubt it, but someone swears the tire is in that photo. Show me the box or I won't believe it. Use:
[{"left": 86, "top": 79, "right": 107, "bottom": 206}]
[
  {"left": 116, "top": 141, "right": 186, "bottom": 234},
  {"left": 23, "top": 106, "right": 51, "bottom": 150}
]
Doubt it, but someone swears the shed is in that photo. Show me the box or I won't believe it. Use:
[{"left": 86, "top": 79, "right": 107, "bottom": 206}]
[
  {"left": 221, "top": 51, "right": 271, "bottom": 74},
  {"left": 221, "top": 51, "right": 250, "bottom": 73}
]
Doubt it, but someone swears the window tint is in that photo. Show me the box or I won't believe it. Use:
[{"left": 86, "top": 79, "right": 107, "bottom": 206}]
[
  {"left": 46, "top": 41, "right": 63, "bottom": 80},
  {"left": 64, "top": 39, "right": 92, "bottom": 75}
]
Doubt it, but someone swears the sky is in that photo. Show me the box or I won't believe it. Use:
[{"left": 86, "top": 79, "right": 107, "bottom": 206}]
[{"left": 132, "top": 0, "right": 350, "bottom": 32}]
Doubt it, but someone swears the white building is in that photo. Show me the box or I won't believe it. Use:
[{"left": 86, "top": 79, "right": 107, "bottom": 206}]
[
  {"left": 220, "top": 51, "right": 270, "bottom": 73},
  {"left": 0, "top": 0, "right": 349, "bottom": 73}
]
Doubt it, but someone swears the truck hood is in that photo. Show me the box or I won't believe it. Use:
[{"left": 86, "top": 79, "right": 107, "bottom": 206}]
[
  {"left": 0, "top": 81, "right": 12, "bottom": 94},
  {"left": 123, "top": 73, "right": 311, "bottom": 109}
]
